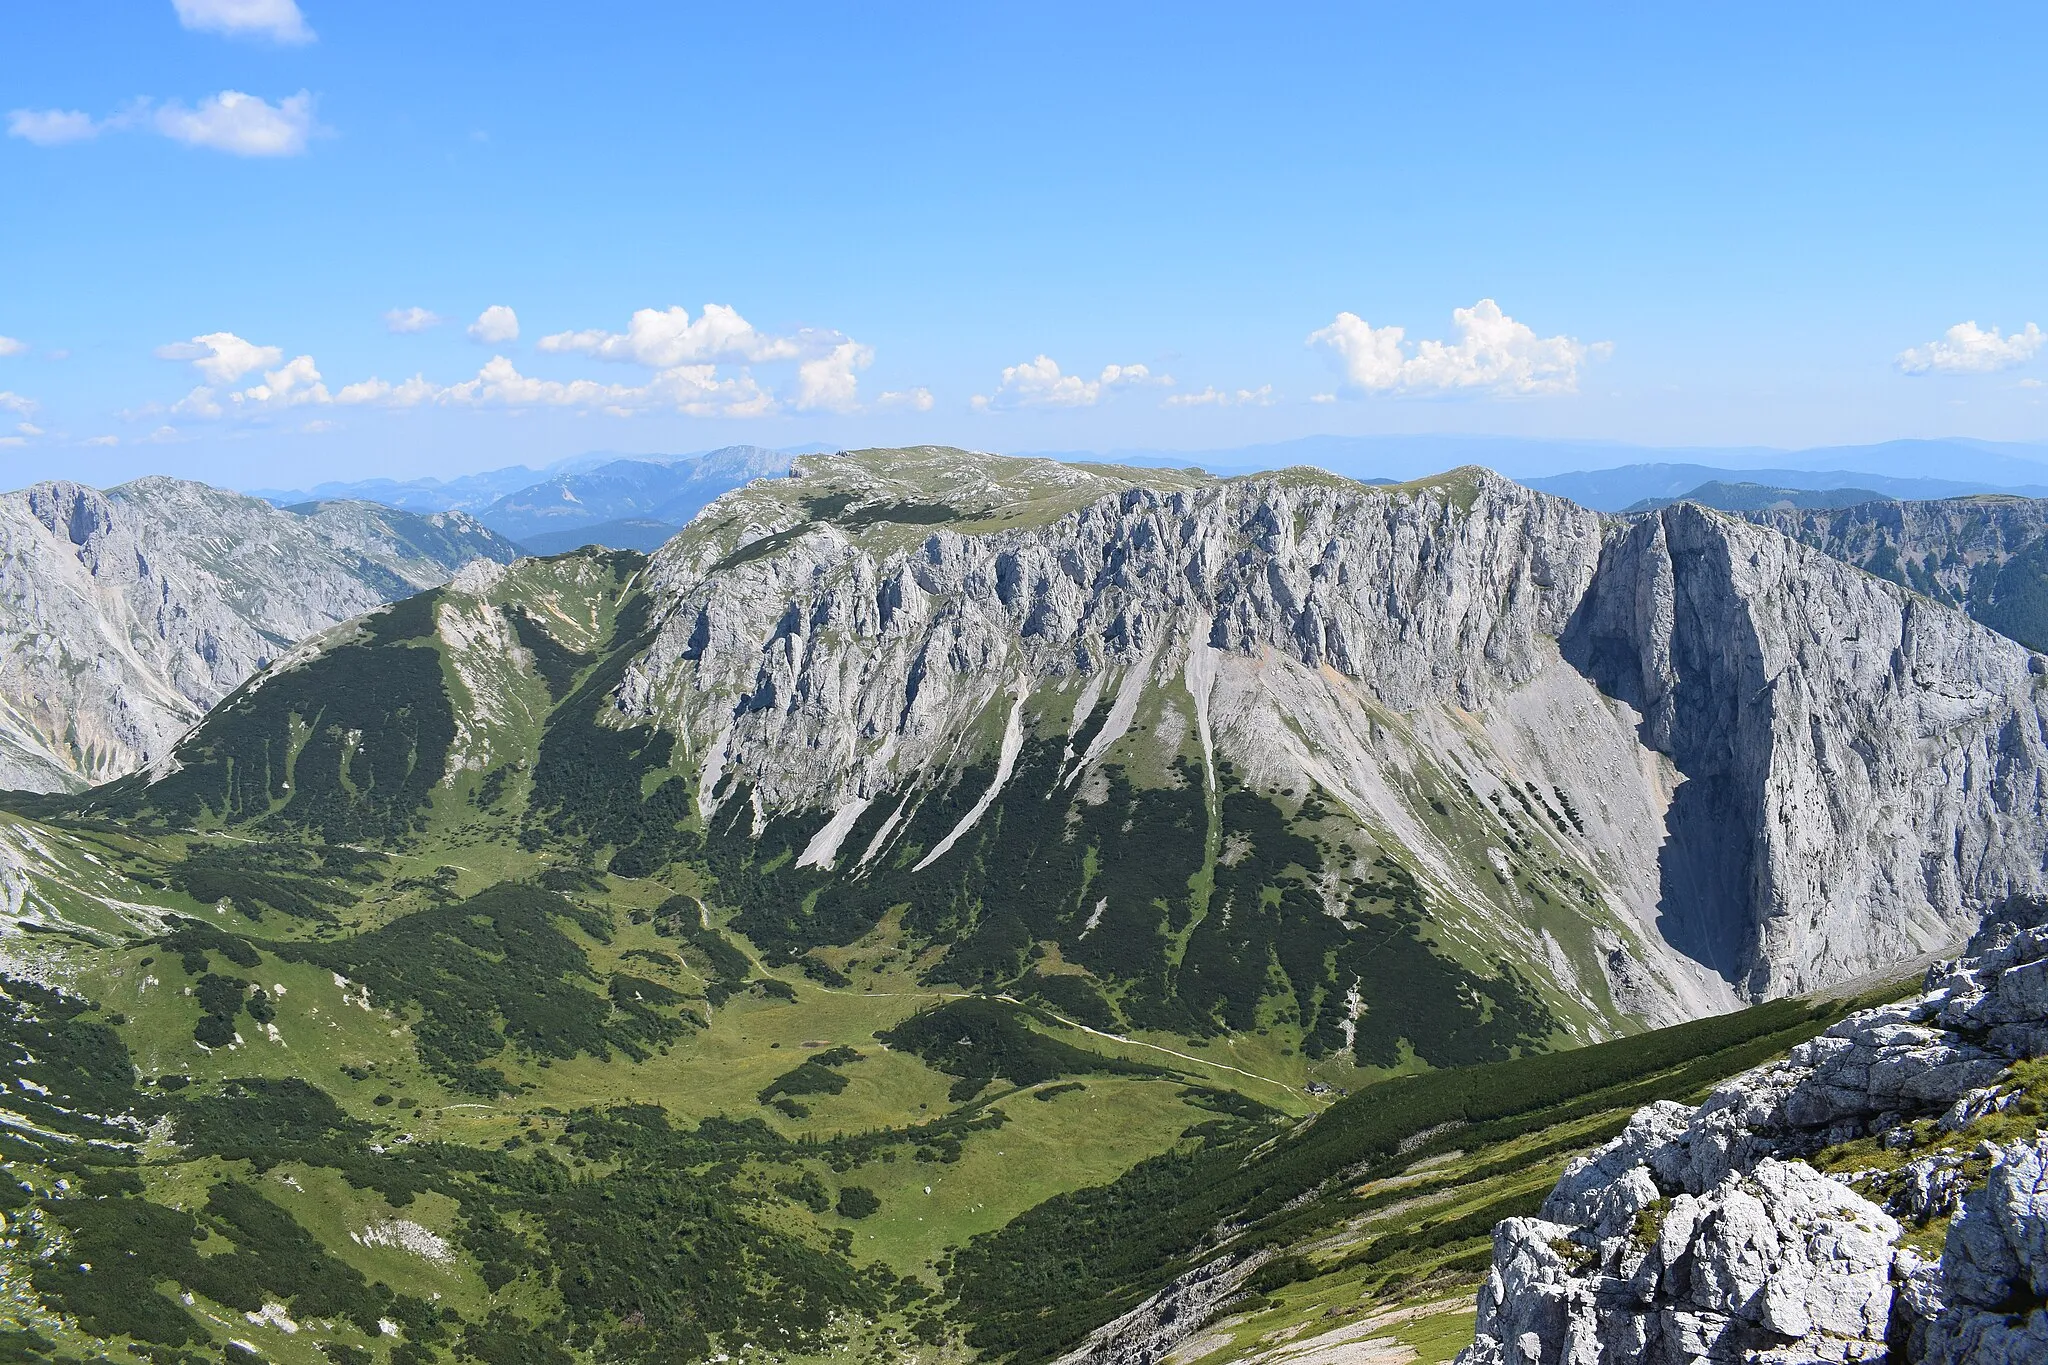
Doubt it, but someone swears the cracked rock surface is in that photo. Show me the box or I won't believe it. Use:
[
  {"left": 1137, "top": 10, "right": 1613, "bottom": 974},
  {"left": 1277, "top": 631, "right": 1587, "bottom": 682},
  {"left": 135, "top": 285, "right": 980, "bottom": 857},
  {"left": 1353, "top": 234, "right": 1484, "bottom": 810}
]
[
  {"left": 616, "top": 451, "right": 2048, "bottom": 1007},
  {"left": 1460, "top": 909, "right": 2048, "bottom": 1364},
  {"left": 0, "top": 476, "right": 513, "bottom": 791}
]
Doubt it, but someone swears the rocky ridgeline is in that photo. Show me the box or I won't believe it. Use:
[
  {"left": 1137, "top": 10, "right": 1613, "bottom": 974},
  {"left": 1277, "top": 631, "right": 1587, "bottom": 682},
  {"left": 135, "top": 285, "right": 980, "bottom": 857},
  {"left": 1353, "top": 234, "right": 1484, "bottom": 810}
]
[
  {"left": 0, "top": 477, "right": 514, "bottom": 791},
  {"left": 621, "top": 451, "right": 2048, "bottom": 1008},
  {"left": 1459, "top": 905, "right": 2048, "bottom": 1364},
  {"left": 1745, "top": 495, "right": 2048, "bottom": 622}
]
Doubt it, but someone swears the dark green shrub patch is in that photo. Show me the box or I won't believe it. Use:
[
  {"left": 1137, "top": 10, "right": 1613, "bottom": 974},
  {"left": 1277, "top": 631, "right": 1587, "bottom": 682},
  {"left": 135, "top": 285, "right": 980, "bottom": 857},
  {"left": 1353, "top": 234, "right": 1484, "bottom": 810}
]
[
  {"left": 837, "top": 1185, "right": 881, "bottom": 1219},
  {"left": 759, "top": 1047, "right": 864, "bottom": 1104},
  {"left": 281, "top": 881, "right": 663, "bottom": 1090},
  {"left": 164, "top": 843, "right": 374, "bottom": 923},
  {"left": 159, "top": 918, "right": 260, "bottom": 975},
  {"left": 878, "top": 998, "right": 1171, "bottom": 1101}
]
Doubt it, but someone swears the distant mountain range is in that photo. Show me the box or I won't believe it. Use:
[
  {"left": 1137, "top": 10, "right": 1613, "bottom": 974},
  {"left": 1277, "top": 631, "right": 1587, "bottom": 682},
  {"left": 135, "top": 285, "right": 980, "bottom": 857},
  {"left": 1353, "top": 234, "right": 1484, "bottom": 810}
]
[
  {"left": 252, "top": 445, "right": 819, "bottom": 553},
  {"left": 245, "top": 434, "right": 2048, "bottom": 554},
  {"left": 475, "top": 446, "right": 793, "bottom": 545},
  {"left": 1523, "top": 463, "right": 2033, "bottom": 511},
  {"left": 517, "top": 516, "right": 696, "bottom": 556},
  {"left": 1618, "top": 480, "right": 1891, "bottom": 514},
  {"left": 1027, "top": 436, "right": 2048, "bottom": 510}
]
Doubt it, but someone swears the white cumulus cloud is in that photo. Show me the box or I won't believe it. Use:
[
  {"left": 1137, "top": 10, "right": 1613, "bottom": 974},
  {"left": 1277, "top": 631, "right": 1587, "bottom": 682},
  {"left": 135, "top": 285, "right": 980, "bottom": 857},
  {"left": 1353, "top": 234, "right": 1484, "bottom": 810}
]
[
  {"left": 336, "top": 357, "right": 772, "bottom": 419},
  {"left": 158, "top": 339, "right": 328, "bottom": 417},
  {"left": 468, "top": 306, "right": 520, "bottom": 345},
  {"left": 156, "top": 332, "right": 283, "bottom": 384},
  {"left": 876, "top": 387, "right": 935, "bottom": 412},
  {"left": 0, "top": 337, "right": 27, "bottom": 357},
  {"left": 384, "top": 307, "right": 442, "bottom": 334},
  {"left": 155, "top": 90, "right": 315, "bottom": 157},
  {"left": 795, "top": 341, "right": 874, "bottom": 413},
  {"left": 1308, "top": 299, "right": 1606, "bottom": 397},
  {"left": 537, "top": 303, "right": 877, "bottom": 411},
  {"left": 7, "top": 109, "right": 100, "bottom": 146},
  {"left": 973, "top": 356, "right": 1170, "bottom": 410},
  {"left": 0, "top": 393, "right": 39, "bottom": 416},
  {"left": 1164, "top": 385, "right": 1275, "bottom": 408},
  {"left": 85, "top": 435, "right": 120, "bottom": 447},
  {"left": 336, "top": 374, "right": 437, "bottom": 407},
  {"left": 172, "top": 0, "right": 315, "bottom": 44},
  {"left": 232, "top": 353, "right": 329, "bottom": 409},
  {"left": 1897, "top": 321, "right": 2045, "bottom": 375},
  {"left": 154, "top": 302, "right": 865, "bottom": 423},
  {"left": 538, "top": 304, "right": 803, "bottom": 366}
]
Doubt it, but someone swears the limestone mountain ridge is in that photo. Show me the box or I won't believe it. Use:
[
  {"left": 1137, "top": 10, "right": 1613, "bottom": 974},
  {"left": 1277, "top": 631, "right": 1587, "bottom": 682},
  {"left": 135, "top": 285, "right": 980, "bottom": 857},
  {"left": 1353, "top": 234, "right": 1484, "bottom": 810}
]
[
  {"left": 0, "top": 475, "right": 516, "bottom": 793},
  {"left": 91, "top": 447, "right": 2048, "bottom": 1048}
]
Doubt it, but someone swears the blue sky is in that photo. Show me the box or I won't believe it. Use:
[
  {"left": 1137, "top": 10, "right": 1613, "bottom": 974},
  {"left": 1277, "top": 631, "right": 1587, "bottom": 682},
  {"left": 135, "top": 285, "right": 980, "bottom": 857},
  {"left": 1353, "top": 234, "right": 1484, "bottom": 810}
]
[{"left": 3, "top": 1, "right": 2045, "bottom": 489}]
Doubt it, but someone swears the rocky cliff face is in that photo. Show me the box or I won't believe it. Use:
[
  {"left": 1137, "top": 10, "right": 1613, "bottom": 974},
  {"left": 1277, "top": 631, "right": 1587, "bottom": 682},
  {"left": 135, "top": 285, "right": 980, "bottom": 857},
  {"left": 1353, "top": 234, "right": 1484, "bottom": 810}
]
[
  {"left": 98, "top": 449, "right": 2048, "bottom": 1033},
  {"left": 1458, "top": 905, "right": 2048, "bottom": 1364},
  {"left": 596, "top": 450, "right": 2048, "bottom": 1015},
  {"left": 1567, "top": 505, "right": 2048, "bottom": 999},
  {"left": 0, "top": 476, "right": 515, "bottom": 792},
  {"left": 1743, "top": 494, "right": 2048, "bottom": 653}
]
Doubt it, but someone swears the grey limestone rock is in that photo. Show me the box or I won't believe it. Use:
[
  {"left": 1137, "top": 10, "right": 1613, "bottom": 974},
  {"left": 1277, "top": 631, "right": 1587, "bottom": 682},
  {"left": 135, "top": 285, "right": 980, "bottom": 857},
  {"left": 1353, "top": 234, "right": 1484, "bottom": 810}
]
[
  {"left": 611, "top": 452, "right": 2048, "bottom": 1012},
  {"left": 1920, "top": 1138, "right": 2048, "bottom": 1364},
  {"left": 1461, "top": 925, "right": 2048, "bottom": 1365},
  {"left": 1467, "top": 1160, "right": 1898, "bottom": 1365},
  {"left": 0, "top": 476, "right": 514, "bottom": 791}
]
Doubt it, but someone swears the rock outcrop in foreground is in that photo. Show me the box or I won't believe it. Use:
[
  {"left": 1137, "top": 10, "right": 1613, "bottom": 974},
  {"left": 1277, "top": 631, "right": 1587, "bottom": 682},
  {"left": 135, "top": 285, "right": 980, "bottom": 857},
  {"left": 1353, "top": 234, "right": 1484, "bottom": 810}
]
[{"left": 1459, "top": 905, "right": 2048, "bottom": 1364}]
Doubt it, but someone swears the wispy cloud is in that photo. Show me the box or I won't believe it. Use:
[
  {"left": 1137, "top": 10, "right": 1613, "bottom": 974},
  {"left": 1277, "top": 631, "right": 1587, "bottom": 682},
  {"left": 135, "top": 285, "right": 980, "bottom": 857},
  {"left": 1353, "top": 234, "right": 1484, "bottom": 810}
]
[
  {"left": 1164, "top": 384, "right": 1275, "bottom": 408},
  {"left": 876, "top": 387, "right": 935, "bottom": 412},
  {"left": 1897, "top": 321, "right": 2044, "bottom": 375},
  {"left": 1309, "top": 299, "right": 1607, "bottom": 397},
  {"left": 383, "top": 307, "right": 443, "bottom": 334},
  {"left": 11, "top": 91, "right": 317, "bottom": 157},
  {"left": 0, "top": 337, "right": 28, "bottom": 358},
  {"left": 155, "top": 91, "right": 315, "bottom": 157},
  {"left": 972, "top": 356, "right": 1171, "bottom": 410},
  {"left": 339, "top": 357, "right": 774, "bottom": 419},
  {"left": 6, "top": 109, "right": 100, "bottom": 146},
  {"left": 172, "top": 0, "right": 315, "bottom": 45}
]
